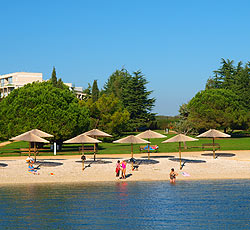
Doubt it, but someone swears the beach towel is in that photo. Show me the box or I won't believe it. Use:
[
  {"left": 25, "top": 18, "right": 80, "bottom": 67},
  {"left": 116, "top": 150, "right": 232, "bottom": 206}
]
[{"left": 181, "top": 172, "right": 190, "bottom": 177}]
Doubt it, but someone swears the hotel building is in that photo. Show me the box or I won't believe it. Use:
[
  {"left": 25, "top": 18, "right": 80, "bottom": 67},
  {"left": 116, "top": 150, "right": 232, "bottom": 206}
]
[{"left": 0, "top": 72, "right": 86, "bottom": 99}]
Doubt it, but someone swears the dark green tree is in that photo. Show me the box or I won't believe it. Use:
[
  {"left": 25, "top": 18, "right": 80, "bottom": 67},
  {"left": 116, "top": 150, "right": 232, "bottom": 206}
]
[
  {"left": 80, "top": 93, "right": 130, "bottom": 135},
  {"left": 103, "top": 68, "right": 130, "bottom": 98},
  {"left": 51, "top": 66, "right": 57, "bottom": 86},
  {"left": 92, "top": 80, "right": 99, "bottom": 102},
  {"left": 121, "top": 70, "right": 156, "bottom": 130},
  {"left": 0, "top": 81, "right": 90, "bottom": 142},
  {"left": 187, "top": 89, "right": 249, "bottom": 132},
  {"left": 205, "top": 59, "right": 250, "bottom": 111},
  {"left": 104, "top": 69, "right": 156, "bottom": 130}
]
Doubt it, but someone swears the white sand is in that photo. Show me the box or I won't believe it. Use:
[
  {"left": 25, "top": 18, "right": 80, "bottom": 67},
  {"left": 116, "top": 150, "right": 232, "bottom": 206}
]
[{"left": 1, "top": 150, "right": 250, "bottom": 185}]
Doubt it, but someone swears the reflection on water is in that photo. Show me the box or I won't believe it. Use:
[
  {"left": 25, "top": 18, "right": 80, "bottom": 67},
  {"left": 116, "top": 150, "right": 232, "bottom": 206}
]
[{"left": 0, "top": 180, "right": 250, "bottom": 229}]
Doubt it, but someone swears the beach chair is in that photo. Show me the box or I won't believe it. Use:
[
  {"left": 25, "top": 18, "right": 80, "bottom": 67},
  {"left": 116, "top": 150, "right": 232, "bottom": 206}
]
[{"left": 139, "top": 145, "right": 159, "bottom": 152}]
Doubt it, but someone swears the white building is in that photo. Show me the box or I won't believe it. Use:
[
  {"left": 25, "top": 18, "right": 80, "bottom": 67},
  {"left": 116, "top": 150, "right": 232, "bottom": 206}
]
[
  {"left": 64, "top": 83, "right": 87, "bottom": 100},
  {"left": 0, "top": 72, "right": 86, "bottom": 100},
  {"left": 0, "top": 72, "right": 43, "bottom": 97}
]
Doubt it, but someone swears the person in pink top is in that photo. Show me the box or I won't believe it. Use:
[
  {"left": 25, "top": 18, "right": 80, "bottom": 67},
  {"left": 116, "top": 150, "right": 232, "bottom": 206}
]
[
  {"left": 115, "top": 160, "right": 121, "bottom": 178},
  {"left": 121, "top": 160, "right": 127, "bottom": 179}
]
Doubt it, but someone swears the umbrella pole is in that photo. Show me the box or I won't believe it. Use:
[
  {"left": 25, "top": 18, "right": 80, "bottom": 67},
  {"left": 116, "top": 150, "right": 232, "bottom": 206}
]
[
  {"left": 94, "top": 143, "right": 96, "bottom": 161},
  {"left": 29, "top": 142, "right": 31, "bottom": 158},
  {"left": 148, "top": 138, "right": 150, "bottom": 160},
  {"left": 34, "top": 143, "right": 37, "bottom": 162},
  {"left": 131, "top": 143, "right": 134, "bottom": 170},
  {"left": 179, "top": 142, "right": 182, "bottom": 170},
  {"left": 213, "top": 138, "right": 215, "bottom": 159},
  {"left": 82, "top": 144, "right": 85, "bottom": 171}
]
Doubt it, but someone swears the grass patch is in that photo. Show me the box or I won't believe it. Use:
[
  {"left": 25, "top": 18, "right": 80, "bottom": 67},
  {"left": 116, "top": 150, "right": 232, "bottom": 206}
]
[{"left": 0, "top": 133, "right": 250, "bottom": 157}]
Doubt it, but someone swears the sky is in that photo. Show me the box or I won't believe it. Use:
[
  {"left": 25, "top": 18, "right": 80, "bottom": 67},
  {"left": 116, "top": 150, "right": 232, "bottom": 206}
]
[{"left": 1, "top": 0, "right": 250, "bottom": 116}]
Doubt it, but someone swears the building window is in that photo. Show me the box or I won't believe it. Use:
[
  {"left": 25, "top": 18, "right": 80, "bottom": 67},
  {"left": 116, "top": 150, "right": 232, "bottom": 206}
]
[
  {"left": 1, "top": 79, "right": 4, "bottom": 87},
  {"left": 8, "top": 77, "right": 12, "bottom": 84}
]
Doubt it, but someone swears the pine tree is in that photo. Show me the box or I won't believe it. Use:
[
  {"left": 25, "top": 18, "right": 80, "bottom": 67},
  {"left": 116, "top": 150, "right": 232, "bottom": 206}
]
[
  {"left": 51, "top": 66, "right": 57, "bottom": 86},
  {"left": 92, "top": 80, "right": 99, "bottom": 102}
]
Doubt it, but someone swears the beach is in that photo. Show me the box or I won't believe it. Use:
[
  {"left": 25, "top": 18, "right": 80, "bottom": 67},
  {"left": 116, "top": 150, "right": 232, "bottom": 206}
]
[{"left": 0, "top": 150, "right": 250, "bottom": 185}]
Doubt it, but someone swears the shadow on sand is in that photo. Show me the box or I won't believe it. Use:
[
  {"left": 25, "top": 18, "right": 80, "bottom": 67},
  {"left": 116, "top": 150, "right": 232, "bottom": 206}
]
[
  {"left": 169, "top": 158, "right": 206, "bottom": 170},
  {"left": 141, "top": 155, "right": 175, "bottom": 159},
  {"left": 125, "top": 158, "right": 159, "bottom": 165},
  {"left": 201, "top": 153, "right": 235, "bottom": 158},
  {"left": 0, "top": 163, "right": 8, "bottom": 167},
  {"left": 75, "top": 160, "right": 112, "bottom": 164},
  {"left": 35, "top": 161, "right": 63, "bottom": 167}
]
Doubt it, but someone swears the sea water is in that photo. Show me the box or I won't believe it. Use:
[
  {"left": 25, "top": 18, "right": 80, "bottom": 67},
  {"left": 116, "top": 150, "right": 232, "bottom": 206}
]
[{"left": 0, "top": 180, "right": 250, "bottom": 229}]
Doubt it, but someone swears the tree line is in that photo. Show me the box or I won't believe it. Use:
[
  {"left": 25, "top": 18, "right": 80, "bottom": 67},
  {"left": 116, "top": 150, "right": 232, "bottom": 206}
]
[{"left": 0, "top": 67, "right": 155, "bottom": 142}]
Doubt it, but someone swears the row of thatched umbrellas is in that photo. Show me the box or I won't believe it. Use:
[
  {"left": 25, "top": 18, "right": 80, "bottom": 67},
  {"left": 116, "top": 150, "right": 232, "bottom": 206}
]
[{"left": 10, "top": 128, "right": 230, "bottom": 169}]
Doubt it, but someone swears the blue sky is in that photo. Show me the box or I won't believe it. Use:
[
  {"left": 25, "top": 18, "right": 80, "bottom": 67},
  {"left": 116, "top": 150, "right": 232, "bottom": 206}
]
[{"left": 1, "top": 0, "right": 250, "bottom": 115}]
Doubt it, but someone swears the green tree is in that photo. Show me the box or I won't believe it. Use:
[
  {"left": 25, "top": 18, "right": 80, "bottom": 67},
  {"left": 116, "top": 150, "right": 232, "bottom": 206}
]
[
  {"left": 121, "top": 71, "right": 155, "bottom": 130},
  {"left": 81, "top": 93, "right": 130, "bottom": 135},
  {"left": 206, "top": 59, "right": 250, "bottom": 111},
  {"left": 104, "top": 69, "right": 156, "bottom": 130},
  {"left": 0, "top": 81, "right": 90, "bottom": 142},
  {"left": 51, "top": 66, "right": 57, "bottom": 86},
  {"left": 103, "top": 68, "right": 130, "bottom": 98},
  {"left": 92, "top": 80, "right": 99, "bottom": 102},
  {"left": 187, "top": 89, "right": 248, "bottom": 132}
]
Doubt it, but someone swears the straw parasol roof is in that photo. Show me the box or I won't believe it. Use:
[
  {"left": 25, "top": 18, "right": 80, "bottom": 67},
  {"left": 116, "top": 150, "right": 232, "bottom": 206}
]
[
  {"left": 10, "top": 132, "right": 50, "bottom": 160},
  {"left": 83, "top": 129, "right": 112, "bottom": 138},
  {"left": 28, "top": 129, "right": 53, "bottom": 138},
  {"left": 64, "top": 134, "right": 101, "bottom": 144},
  {"left": 197, "top": 129, "right": 231, "bottom": 138},
  {"left": 136, "top": 130, "right": 166, "bottom": 159},
  {"left": 162, "top": 134, "right": 198, "bottom": 170},
  {"left": 11, "top": 129, "right": 53, "bottom": 139},
  {"left": 64, "top": 134, "right": 101, "bottom": 158},
  {"left": 197, "top": 129, "right": 231, "bottom": 159},
  {"left": 162, "top": 134, "right": 198, "bottom": 143},
  {"left": 10, "top": 132, "right": 50, "bottom": 143},
  {"left": 136, "top": 130, "right": 166, "bottom": 139},
  {"left": 113, "top": 135, "right": 150, "bottom": 145}
]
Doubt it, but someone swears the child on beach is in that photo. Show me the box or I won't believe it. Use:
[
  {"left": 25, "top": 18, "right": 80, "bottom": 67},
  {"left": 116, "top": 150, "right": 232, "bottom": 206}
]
[
  {"left": 115, "top": 160, "right": 121, "bottom": 178},
  {"left": 28, "top": 161, "right": 39, "bottom": 175},
  {"left": 170, "top": 168, "right": 178, "bottom": 183}
]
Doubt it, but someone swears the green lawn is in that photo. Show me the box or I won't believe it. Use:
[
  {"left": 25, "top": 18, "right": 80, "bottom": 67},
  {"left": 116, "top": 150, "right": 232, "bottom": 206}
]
[{"left": 0, "top": 132, "right": 250, "bottom": 157}]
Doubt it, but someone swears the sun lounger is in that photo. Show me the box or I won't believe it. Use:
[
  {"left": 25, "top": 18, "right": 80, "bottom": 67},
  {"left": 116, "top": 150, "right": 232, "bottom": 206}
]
[{"left": 139, "top": 145, "right": 159, "bottom": 152}]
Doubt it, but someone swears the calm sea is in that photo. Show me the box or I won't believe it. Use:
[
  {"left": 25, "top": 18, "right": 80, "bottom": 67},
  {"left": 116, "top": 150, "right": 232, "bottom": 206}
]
[{"left": 0, "top": 180, "right": 250, "bottom": 229}]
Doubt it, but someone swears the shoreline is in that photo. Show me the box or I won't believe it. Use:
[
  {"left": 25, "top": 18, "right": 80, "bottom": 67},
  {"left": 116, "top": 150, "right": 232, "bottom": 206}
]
[{"left": 1, "top": 150, "right": 250, "bottom": 185}]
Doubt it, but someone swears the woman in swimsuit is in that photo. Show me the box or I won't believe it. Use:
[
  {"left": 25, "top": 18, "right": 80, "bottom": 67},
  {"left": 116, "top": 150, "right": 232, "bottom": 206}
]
[
  {"left": 170, "top": 168, "right": 178, "bottom": 183},
  {"left": 121, "top": 160, "right": 127, "bottom": 179}
]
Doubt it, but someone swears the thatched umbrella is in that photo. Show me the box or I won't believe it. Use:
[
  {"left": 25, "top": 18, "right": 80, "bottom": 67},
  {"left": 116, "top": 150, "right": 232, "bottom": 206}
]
[
  {"left": 197, "top": 129, "right": 231, "bottom": 159},
  {"left": 10, "top": 129, "right": 53, "bottom": 157},
  {"left": 10, "top": 133, "right": 49, "bottom": 161},
  {"left": 113, "top": 135, "right": 150, "bottom": 169},
  {"left": 136, "top": 130, "right": 166, "bottom": 160},
  {"left": 27, "top": 129, "right": 53, "bottom": 138},
  {"left": 64, "top": 134, "right": 101, "bottom": 171},
  {"left": 162, "top": 134, "right": 198, "bottom": 170},
  {"left": 83, "top": 129, "right": 112, "bottom": 161}
]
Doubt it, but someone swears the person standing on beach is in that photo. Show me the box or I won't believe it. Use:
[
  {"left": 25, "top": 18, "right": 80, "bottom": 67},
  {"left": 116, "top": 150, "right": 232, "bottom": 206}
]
[
  {"left": 115, "top": 160, "right": 121, "bottom": 178},
  {"left": 121, "top": 160, "right": 127, "bottom": 179},
  {"left": 81, "top": 155, "right": 86, "bottom": 171},
  {"left": 170, "top": 168, "right": 178, "bottom": 183}
]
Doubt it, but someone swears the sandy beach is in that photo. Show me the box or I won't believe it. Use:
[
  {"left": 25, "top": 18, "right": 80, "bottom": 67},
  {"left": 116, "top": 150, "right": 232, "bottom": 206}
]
[{"left": 1, "top": 150, "right": 250, "bottom": 185}]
